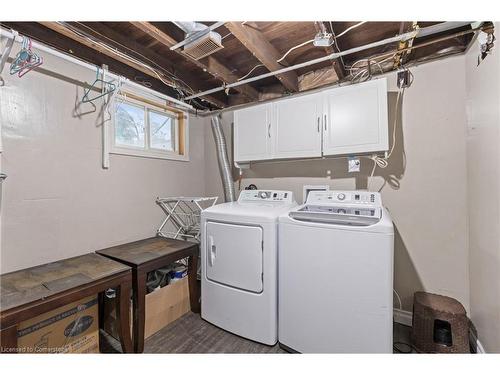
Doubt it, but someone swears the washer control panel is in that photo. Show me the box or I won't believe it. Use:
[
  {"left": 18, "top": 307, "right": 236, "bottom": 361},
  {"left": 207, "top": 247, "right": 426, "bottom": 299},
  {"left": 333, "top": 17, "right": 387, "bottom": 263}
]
[
  {"left": 238, "top": 190, "right": 294, "bottom": 203},
  {"left": 306, "top": 190, "right": 381, "bottom": 207}
]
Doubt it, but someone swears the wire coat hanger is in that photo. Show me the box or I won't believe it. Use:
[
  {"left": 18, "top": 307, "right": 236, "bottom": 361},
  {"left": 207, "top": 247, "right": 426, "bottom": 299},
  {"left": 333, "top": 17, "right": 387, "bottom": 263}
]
[
  {"left": 9, "top": 36, "right": 43, "bottom": 77},
  {"left": 81, "top": 66, "right": 116, "bottom": 103}
]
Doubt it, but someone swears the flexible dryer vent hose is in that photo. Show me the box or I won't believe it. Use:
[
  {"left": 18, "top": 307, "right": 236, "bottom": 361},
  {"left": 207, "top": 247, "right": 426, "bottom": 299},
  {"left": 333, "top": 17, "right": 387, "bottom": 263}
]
[{"left": 211, "top": 115, "right": 236, "bottom": 202}]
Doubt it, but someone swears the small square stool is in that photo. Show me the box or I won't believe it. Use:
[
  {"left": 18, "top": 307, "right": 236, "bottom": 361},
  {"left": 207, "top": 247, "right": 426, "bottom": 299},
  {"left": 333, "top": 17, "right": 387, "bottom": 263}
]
[{"left": 412, "top": 291, "right": 469, "bottom": 353}]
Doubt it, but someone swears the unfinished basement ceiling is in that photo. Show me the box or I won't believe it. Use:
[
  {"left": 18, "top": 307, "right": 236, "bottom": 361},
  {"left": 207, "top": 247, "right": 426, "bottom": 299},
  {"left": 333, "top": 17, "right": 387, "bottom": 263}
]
[{"left": 0, "top": 21, "right": 481, "bottom": 110}]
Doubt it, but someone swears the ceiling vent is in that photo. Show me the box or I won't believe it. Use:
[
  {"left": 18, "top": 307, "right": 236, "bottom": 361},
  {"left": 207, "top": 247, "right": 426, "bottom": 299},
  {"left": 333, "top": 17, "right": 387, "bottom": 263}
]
[{"left": 182, "top": 31, "right": 224, "bottom": 60}]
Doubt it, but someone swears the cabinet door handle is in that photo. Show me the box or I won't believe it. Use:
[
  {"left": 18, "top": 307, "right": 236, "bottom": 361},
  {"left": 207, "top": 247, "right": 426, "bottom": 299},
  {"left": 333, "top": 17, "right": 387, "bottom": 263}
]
[
  {"left": 324, "top": 114, "right": 327, "bottom": 131},
  {"left": 317, "top": 117, "right": 320, "bottom": 132},
  {"left": 267, "top": 123, "right": 271, "bottom": 138}
]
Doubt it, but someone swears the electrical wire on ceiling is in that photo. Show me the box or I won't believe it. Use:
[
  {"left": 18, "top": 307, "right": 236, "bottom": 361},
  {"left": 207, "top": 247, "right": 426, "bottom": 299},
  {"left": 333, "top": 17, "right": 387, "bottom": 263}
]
[
  {"left": 59, "top": 22, "right": 211, "bottom": 110},
  {"left": 276, "top": 21, "right": 368, "bottom": 66},
  {"left": 347, "top": 54, "right": 396, "bottom": 83},
  {"left": 73, "top": 22, "right": 178, "bottom": 81},
  {"left": 276, "top": 39, "right": 315, "bottom": 63},
  {"left": 335, "top": 21, "right": 366, "bottom": 39},
  {"left": 328, "top": 21, "right": 347, "bottom": 71},
  {"left": 237, "top": 64, "right": 265, "bottom": 81}
]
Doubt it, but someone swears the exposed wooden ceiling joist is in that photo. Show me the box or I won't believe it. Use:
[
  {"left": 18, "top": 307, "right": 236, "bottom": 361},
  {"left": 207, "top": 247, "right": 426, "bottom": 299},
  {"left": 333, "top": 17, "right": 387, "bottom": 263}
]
[
  {"left": 69, "top": 22, "right": 229, "bottom": 109},
  {"left": 130, "top": 21, "right": 260, "bottom": 101},
  {"left": 39, "top": 22, "right": 226, "bottom": 108},
  {"left": 225, "top": 22, "right": 299, "bottom": 92}
]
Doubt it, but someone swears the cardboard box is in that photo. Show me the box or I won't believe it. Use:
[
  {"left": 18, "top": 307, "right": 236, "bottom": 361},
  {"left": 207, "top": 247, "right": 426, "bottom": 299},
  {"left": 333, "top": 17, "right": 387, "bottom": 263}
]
[
  {"left": 145, "top": 277, "right": 190, "bottom": 338},
  {"left": 17, "top": 295, "right": 99, "bottom": 354},
  {"left": 103, "top": 276, "right": 190, "bottom": 340}
]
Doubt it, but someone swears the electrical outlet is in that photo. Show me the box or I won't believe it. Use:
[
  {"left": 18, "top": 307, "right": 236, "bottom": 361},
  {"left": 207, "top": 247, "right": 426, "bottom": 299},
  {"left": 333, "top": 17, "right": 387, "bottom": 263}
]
[{"left": 348, "top": 157, "right": 361, "bottom": 173}]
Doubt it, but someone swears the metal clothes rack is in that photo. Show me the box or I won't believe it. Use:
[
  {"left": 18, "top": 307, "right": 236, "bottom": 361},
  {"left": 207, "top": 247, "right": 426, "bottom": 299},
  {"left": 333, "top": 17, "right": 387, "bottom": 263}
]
[{"left": 156, "top": 196, "right": 218, "bottom": 241}]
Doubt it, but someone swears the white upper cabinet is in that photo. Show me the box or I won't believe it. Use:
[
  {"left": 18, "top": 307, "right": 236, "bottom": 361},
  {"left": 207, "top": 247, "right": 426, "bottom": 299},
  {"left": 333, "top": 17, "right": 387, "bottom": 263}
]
[
  {"left": 274, "top": 93, "right": 322, "bottom": 159},
  {"left": 323, "top": 78, "right": 388, "bottom": 156},
  {"left": 234, "top": 103, "right": 273, "bottom": 162},
  {"left": 233, "top": 78, "right": 388, "bottom": 163}
]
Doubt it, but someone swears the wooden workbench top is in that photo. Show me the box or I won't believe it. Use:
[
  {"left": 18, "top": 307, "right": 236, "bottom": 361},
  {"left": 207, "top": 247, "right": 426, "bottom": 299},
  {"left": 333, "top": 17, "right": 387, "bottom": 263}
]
[
  {"left": 96, "top": 237, "right": 198, "bottom": 267},
  {"left": 0, "top": 253, "right": 130, "bottom": 312}
]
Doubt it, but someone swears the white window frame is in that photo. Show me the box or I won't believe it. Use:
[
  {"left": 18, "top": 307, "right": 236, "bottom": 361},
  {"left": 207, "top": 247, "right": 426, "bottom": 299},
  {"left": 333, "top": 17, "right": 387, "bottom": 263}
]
[{"left": 110, "top": 94, "right": 189, "bottom": 162}]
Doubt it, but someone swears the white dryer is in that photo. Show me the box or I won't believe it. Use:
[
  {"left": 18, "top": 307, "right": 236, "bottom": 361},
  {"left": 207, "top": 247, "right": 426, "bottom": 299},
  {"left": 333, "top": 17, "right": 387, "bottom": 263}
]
[
  {"left": 201, "top": 190, "right": 296, "bottom": 345},
  {"left": 278, "top": 190, "right": 394, "bottom": 353}
]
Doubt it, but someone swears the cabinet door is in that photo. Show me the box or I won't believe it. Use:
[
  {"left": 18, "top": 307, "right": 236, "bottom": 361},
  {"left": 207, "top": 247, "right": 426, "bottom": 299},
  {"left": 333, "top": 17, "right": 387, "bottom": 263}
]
[
  {"left": 323, "top": 78, "right": 388, "bottom": 156},
  {"left": 234, "top": 103, "right": 273, "bottom": 162},
  {"left": 274, "top": 93, "right": 322, "bottom": 159}
]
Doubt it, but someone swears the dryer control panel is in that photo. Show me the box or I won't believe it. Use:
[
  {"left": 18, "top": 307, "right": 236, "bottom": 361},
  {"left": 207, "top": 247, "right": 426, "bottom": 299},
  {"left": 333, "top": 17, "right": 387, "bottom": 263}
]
[
  {"left": 306, "top": 190, "right": 382, "bottom": 207},
  {"left": 238, "top": 190, "right": 294, "bottom": 203}
]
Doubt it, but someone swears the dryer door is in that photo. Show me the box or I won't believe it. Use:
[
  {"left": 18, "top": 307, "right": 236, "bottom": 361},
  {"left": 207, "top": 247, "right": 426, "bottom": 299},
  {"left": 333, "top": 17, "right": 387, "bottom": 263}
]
[{"left": 205, "top": 221, "right": 263, "bottom": 293}]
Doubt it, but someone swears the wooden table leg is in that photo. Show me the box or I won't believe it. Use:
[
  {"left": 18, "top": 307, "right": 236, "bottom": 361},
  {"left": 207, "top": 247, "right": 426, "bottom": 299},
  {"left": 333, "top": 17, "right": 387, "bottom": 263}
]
[
  {"left": 98, "top": 292, "right": 105, "bottom": 331},
  {"left": 132, "top": 269, "right": 147, "bottom": 353},
  {"left": 115, "top": 280, "right": 133, "bottom": 354},
  {"left": 1, "top": 324, "right": 18, "bottom": 354},
  {"left": 188, "top": 254, "right": 201, "bottom": 313}
]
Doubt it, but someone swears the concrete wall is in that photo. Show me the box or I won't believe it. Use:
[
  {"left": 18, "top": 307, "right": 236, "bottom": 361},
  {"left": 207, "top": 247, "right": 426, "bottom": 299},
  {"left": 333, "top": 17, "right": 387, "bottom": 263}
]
[
  {"left": 0, "top": 43, "right": 208, "bottom": 273},
  {"left": 465, "top": 33, "right": 500, "bottom": 352},
  {"left": 206, "top": 56, "right": 471, "bottom": 313}
]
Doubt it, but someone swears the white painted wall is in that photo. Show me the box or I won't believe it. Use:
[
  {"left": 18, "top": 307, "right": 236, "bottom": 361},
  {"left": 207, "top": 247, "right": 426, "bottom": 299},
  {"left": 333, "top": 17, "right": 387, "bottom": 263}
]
[
  {"left": 0, "top": 42, "right": 208, "bottom": 273},
  {"left": 465, "top": 31, "right": 500, "bottom": 352},
  {"left": 206, "top": 56, "right": 471, "bottom": 314}
]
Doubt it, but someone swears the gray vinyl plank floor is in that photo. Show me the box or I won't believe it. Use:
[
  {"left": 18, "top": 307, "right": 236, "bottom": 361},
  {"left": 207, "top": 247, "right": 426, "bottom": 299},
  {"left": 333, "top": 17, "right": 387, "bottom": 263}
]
[
  {"left": 145, "top": 312, "right": 285, "bottom": 353},
  {"left": 100, "top": 312, "right": 413, "bottom": 354}
]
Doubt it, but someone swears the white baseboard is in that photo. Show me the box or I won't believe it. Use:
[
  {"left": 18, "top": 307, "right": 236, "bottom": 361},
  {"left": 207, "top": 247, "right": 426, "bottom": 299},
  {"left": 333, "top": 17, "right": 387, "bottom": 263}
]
[
  {"left": 392, "top": 308, "right": 486, "bottom": 353},
  {"left": 393, "top": 308, "right": 413, "bottom": 327}
]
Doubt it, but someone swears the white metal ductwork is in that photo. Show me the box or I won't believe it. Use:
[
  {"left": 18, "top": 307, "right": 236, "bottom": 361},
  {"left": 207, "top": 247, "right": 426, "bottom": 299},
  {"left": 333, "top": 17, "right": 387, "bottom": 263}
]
[
  {"left": 173, "top": 21, "right": 224, "bottom": 60},
  {"left": 211, "top": 115, "right": 236, "bottom": 202}
]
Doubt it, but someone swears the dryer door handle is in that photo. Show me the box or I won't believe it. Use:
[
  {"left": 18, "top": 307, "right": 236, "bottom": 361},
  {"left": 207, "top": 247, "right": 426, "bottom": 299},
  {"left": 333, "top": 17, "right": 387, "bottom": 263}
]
[{"left": 209, "top": 235, "right": 216, "bottom": 266}]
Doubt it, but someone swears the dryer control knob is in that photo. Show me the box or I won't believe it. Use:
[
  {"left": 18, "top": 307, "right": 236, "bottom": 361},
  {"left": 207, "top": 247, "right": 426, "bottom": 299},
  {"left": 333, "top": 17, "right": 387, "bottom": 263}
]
[
  {"left": 259, "top": 191, "right": 268, "bottom": 199},
  {"left": 337, "top": 193, "right": 346, "bottom": 200}
]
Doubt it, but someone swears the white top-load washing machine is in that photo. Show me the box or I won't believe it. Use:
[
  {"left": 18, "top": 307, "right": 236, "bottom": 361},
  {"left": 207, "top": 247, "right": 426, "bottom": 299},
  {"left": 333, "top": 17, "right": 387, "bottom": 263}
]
[
  {"left": 201, "top": 190, "right": 296, "bottom": 345},
  {"left": 278, "top": 190, "right": 394, "bottom": 353}
]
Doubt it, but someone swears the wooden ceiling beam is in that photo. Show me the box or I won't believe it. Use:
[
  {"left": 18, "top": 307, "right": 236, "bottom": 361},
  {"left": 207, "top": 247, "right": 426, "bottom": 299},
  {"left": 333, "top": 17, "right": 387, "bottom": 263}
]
[
  {"left": 39, "top": 22, "right": 226, "bottom": 108},
  {"left": 72, "top": 22, "right": 226, "bottom": 107},
  {"left": 225, "top": 22, "right": 299, "bottom": 92},
  {"left": 130, "top": 22, "right": 260, "bottom": 101}
]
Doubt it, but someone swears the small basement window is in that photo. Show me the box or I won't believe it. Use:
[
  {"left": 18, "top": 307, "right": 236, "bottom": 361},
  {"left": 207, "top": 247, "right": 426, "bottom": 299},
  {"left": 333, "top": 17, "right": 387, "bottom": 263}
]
[{"left": 111, "top": 93, "right": 188, "bottom": 161}]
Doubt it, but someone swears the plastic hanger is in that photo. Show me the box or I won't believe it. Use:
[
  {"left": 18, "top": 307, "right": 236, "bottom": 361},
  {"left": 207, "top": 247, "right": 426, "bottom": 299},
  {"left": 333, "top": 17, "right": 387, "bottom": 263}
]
[
  {"left": 9, "top": 36, "right": 43, "bottom": 77},
  {"left": 81, "top": 67, "right": 116, "bottom": 103}
]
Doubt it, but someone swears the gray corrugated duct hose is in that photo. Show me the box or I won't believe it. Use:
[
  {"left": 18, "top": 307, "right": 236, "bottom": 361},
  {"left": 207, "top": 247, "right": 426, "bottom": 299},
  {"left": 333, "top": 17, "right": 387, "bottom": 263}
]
[{"left": 211, "top": 115, "right": 236, "bottom": 202}]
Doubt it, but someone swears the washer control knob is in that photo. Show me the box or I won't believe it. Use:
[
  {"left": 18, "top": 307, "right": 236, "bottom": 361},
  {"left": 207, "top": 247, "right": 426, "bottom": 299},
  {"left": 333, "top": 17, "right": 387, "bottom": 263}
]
[
  {"left": 337, "top": 193, "right": 346, "bottom": 201},
  {"left": 259, "top": 191, "right": 268, "bottom": 199},
  {"left": 338, "top": 208, "right": 346, "bottom": 214}
]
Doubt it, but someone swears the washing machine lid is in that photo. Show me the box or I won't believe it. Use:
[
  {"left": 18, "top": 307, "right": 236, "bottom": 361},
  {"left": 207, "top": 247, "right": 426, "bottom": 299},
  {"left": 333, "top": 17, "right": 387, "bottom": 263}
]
[
  {"left": 289, "top": 204, "right": 381, "bottom": 226},
  {"left": 289, "top": 190, "right": 383, "bottom": 226}
]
